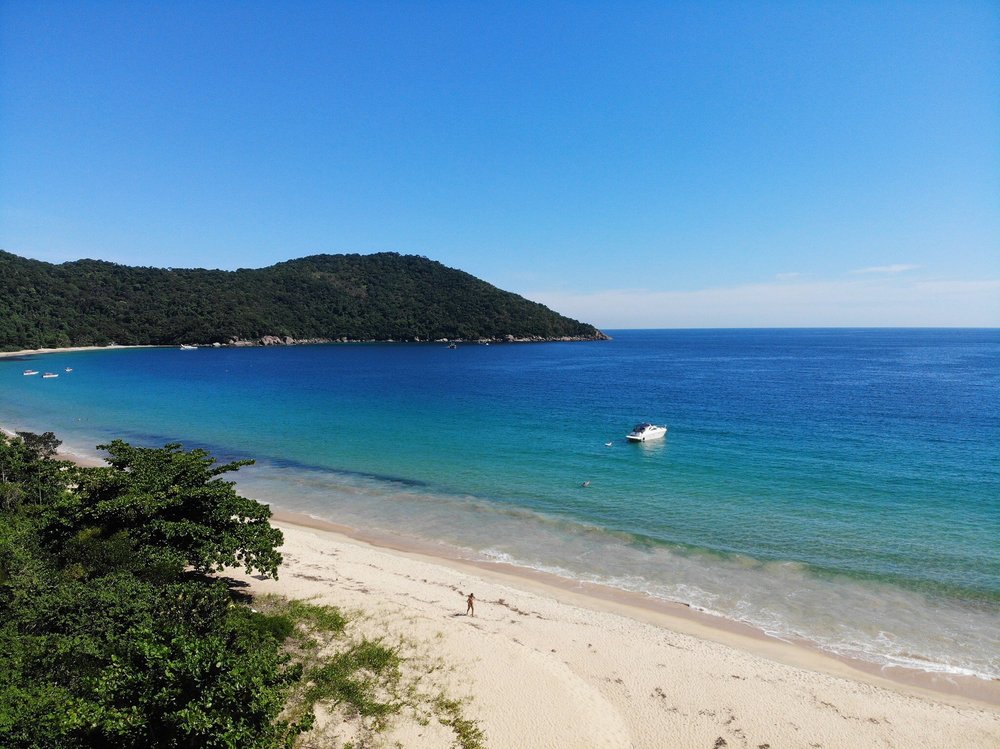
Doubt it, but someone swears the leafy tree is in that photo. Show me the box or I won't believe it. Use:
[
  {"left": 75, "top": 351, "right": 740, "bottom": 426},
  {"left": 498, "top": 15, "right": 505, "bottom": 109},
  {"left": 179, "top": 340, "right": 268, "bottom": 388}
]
[
  {"left": 15, "top": 431, "right": 61, "bottom": 459},
  {"left": 67, "top": 440, "right": 283, "bottom": 578},
  {"left": 0, "top": 432, "right": 74, "bottom": 512}
]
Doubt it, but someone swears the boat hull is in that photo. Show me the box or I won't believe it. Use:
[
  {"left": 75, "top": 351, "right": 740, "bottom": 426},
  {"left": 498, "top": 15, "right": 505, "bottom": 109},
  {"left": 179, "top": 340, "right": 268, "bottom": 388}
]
[{"left": 626, "top": 425, "right": 667, "bottom": 441}]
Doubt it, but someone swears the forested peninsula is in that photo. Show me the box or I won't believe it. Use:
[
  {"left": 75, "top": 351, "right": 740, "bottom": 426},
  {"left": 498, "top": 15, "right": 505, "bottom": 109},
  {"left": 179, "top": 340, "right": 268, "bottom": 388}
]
[{"left": 0, "top": 251, "right": 607, "bottom": 350}]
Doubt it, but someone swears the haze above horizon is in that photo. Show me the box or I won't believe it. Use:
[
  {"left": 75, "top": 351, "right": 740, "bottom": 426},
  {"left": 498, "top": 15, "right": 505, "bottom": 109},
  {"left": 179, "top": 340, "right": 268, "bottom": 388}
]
[{"left": 1, "top": 2, "right": 997, "bottom": 328}]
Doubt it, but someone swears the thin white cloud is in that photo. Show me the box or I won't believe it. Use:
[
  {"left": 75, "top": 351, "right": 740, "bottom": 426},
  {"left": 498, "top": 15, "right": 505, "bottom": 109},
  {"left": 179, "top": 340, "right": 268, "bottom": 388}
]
[
  {"left": 851, "top": 264, "right": 921, "bottom": 275},
  {"left": 774, "top": 272, "right": 802, "bottom": 281},
  {"left": 527, "top": 277, "right": 1000, "bottom": 328}
]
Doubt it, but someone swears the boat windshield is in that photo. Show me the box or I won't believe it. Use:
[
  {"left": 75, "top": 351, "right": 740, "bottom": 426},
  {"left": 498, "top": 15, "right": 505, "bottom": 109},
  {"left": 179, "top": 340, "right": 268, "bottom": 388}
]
[{"left": 631, "top": 423, "right": 651, "bottom": 432}]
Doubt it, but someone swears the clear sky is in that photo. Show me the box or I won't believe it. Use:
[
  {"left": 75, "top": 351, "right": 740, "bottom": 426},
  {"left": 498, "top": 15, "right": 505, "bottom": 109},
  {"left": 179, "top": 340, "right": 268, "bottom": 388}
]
[{"left": 2, "top": 1, "right": 997, "bottom": 327}]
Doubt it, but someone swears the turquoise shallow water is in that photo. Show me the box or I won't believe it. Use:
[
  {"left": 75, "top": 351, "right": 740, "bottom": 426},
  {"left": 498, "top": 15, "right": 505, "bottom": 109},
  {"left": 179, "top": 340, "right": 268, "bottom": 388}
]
[{"left": 2, "top": 329, "right": 998, "bottom": 678}]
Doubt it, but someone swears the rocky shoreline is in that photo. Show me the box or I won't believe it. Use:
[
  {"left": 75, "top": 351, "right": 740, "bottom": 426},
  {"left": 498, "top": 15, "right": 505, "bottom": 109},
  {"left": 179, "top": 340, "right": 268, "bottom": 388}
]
[
  {"left": 1, "top": 332, "right": 611, "bottom": 356},
  {"left": 225, "top": 332, "right": 611, "bottom": 347}
]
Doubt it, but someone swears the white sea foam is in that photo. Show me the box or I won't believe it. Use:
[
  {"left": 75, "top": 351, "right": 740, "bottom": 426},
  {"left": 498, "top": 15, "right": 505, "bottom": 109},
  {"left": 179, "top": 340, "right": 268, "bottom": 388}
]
[{"left": 230, "top": 460, "right": 1000, "bottom": 681}]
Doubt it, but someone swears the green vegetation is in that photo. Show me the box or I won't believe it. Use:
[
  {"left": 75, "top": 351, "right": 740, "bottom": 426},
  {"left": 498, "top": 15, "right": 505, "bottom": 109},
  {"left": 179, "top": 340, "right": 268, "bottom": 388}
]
[
  {"left": 434, "top": 696, "right": 488, "bottom": 749},
  {"left": 0, "top": 432, "right": 484, "bottom": 748},
  {"left": 0, "top": 434, "right": 298, "bottom": 748},
  {"left": 0, "top": 250, "right": 606, "bottom": 349}
]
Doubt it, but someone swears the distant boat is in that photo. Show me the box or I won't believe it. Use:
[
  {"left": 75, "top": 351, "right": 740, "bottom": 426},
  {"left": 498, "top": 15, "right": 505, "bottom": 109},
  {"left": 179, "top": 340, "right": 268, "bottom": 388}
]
[
  {"left": 23, "top": 369, "right": 39, "bottom": 376},
  {"left": 179, "top": 344, "right": 198, "bottom": 350},
  {"left": 64, "top": 367, "right": 73, "bottom": 372},
  {"left": 626, "top": 423, "right": 667, "bottom": 442},
  {"left": 447, "top": 343, "right": 458, "bottom": 349},
  {"left": 42, "top": 372, "right": 59, "bottom": 379}
]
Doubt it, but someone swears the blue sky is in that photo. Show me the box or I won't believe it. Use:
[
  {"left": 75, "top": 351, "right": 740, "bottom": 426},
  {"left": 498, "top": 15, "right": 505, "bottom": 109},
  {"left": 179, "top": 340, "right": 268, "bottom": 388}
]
[{"left": 2, "top": 1, "right": 997, "bottom": 327}]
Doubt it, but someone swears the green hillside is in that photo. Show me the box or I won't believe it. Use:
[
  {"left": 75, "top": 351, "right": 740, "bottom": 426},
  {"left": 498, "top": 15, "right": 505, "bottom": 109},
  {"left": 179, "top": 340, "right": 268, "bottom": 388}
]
[{"left": 0, "top": 251, "right": 607, "bottom": 349}]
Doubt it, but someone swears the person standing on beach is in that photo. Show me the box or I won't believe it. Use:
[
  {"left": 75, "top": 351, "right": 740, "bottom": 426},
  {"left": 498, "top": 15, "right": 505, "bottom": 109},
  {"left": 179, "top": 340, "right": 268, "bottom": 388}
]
[{"left": 466, "top": 593, "right": 475, "bottom": 616}]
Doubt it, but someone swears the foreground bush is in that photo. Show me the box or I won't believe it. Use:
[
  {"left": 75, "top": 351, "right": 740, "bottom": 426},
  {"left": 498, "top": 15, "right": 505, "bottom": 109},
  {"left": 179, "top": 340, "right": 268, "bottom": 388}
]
[{"left": 0, "top": 433, "right": 303, "bottom": 749}]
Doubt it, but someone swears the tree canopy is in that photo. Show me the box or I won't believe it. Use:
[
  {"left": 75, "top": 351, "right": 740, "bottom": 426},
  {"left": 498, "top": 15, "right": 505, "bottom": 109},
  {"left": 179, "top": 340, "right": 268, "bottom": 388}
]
[{"left": 72, "top": 440, "right": 283, "bottom": 578}]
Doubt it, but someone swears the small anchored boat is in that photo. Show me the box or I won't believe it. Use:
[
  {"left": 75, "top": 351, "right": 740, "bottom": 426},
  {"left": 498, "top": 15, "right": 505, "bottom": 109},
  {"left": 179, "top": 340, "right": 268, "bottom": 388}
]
[
  {"left": 42, "top": 372, "right": 59, "bottom": 379},
  {"left": 626, "top": 423, "right": 667, "bottom": 442},
  {"left": 23, "top": 370, "right": 39, "bottom": 376}
]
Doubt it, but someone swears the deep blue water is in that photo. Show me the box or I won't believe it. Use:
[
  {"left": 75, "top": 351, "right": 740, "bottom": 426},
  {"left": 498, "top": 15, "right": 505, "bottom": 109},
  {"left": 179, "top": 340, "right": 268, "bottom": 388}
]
[{"left": 2, "top": 329, "right": 998, "bottom": 678}]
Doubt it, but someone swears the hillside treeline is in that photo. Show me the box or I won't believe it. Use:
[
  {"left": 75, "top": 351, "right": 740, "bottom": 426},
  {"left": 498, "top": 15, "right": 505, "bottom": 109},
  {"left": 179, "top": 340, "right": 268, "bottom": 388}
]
[{"left": 0, "top": 251, "right": 605, "bottom": 349}]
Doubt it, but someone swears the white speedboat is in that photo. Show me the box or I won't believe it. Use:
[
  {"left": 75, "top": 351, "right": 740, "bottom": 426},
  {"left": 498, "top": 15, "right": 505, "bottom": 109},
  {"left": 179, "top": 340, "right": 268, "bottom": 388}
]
[
  {"left": 42, "top": 372, "right": 59, "bottom": 379},
  {"left": 179, "top": 344, "right": 198, "bottom": 350},
  {"left": 626, "top": 423, "right": 667, "bottom": 442},
  {"left": 23, "top": 369, "right": 39, "bottom": 376}
]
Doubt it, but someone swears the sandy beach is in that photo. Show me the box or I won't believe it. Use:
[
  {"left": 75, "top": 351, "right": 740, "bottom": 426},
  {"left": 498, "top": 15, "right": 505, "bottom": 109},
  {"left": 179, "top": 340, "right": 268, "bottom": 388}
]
[
  {"left": 0, "top": 344, "right": 157, "bottom": 359},
  {"left": 226, "top": 515, "right": 999, "bottom": 749},
  {"left": 1, "top": 425, "right": 996, "bottom": 746}
]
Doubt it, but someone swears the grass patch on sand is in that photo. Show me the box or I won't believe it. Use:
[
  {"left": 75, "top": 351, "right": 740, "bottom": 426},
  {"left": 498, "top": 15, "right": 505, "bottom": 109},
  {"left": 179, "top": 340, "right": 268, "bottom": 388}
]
[
  {"left": 254, "top": 595, "right": 484, "bottom": 748},
  {"left": 434, "top": 696, "right": 488, "bottom": 749}
]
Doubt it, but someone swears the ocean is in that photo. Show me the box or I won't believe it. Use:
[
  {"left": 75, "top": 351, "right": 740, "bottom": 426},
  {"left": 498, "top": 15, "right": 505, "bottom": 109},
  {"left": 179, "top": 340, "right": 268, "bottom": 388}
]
[{"left": 2, "top": 329, "right": 998, "bottom": 679}]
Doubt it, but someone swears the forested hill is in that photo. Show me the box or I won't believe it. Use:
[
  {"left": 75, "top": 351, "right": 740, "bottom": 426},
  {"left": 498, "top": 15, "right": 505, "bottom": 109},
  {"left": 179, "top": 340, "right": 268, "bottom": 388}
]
[{"left": 0, "top": 251, "right": 608, "bottom": 349}]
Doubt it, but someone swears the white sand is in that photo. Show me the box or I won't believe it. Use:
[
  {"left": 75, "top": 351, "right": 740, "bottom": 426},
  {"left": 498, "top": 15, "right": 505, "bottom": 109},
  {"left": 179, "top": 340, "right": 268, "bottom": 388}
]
[
  {"left": 232, "top": 520, "right": 1000, "bottom": 749},
  {"left": 0, "top": 344, "right": 156, "bottom": 359}
]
